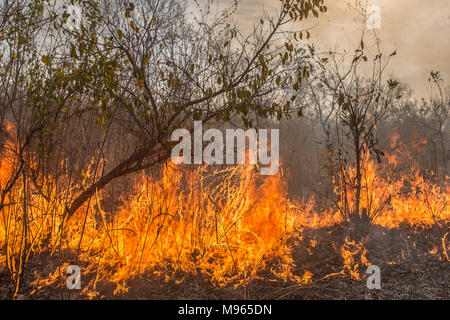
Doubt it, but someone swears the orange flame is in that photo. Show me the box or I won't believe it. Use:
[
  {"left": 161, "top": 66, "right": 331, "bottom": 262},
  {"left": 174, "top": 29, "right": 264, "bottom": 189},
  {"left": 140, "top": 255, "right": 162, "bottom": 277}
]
[{"left": 0, "top": 124, "right": 448, "bottom": 294}]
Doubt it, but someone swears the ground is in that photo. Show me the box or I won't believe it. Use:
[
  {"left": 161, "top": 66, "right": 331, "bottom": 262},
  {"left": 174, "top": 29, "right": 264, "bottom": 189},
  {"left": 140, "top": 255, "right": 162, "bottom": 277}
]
[{"left": 0, "top": 224, "right": 448, "bottom": 300}]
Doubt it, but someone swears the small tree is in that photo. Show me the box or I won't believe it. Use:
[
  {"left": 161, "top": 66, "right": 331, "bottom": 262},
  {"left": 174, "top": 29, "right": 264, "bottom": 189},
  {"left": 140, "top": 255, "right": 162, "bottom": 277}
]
[
  {"left": 420, "top": 71, "right": 449, "bottom": 180},
  {"left": 304, "top": 26, "right": 400, "bottom": 230}
]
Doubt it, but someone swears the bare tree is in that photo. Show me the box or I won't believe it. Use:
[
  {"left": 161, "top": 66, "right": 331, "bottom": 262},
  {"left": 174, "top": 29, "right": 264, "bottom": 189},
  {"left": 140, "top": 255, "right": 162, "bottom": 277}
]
[{"left": 302, "top": 26, "right": 400, "bottom": 231}]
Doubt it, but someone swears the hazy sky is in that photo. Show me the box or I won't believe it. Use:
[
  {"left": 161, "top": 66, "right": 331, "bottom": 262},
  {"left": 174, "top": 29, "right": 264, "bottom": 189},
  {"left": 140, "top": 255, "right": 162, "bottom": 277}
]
[{"left": 217, "top": 0, "right": 450, "bottom": 98}]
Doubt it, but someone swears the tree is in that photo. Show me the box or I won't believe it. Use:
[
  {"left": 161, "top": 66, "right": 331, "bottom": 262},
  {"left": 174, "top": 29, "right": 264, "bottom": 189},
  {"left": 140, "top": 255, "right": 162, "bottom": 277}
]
[
  {"left": 420, "top": 71, "right": 449, "bottom": 180},
  {"left": 302, "top": 26, "right": 400, "bottom": 230},
  {"left": 55, "top": 0, "right": 327, "bottom": 221}
]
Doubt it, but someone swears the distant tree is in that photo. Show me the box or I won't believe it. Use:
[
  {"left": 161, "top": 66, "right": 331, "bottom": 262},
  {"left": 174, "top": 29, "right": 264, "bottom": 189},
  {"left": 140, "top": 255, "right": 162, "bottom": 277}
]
[{"left": 420, "top": 71, "right": 449, "bottom": 179}]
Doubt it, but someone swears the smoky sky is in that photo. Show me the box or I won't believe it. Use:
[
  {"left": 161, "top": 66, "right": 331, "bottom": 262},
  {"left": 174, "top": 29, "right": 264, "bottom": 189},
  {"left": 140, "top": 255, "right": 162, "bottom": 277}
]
[{"left": 213, "top": 0, "right": 450, "bottom": 98}]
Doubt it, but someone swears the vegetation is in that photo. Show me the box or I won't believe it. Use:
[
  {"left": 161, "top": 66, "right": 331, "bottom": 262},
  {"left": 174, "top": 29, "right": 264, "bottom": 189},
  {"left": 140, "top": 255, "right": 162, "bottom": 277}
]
[{"left": 0, "top": 0, "right": 448, "bottom": 299}]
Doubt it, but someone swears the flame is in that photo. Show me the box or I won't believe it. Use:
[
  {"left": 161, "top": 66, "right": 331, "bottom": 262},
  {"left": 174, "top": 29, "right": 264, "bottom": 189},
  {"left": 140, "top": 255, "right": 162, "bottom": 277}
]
[
  {"left": 0, "top": 123, "right": 448, "bottom": 295},
  {"left": 340, "top": 237, "right": 369, "bottom": 281},
  {"left": 106, "top": 164, "right": 300, "bottom": 286}
]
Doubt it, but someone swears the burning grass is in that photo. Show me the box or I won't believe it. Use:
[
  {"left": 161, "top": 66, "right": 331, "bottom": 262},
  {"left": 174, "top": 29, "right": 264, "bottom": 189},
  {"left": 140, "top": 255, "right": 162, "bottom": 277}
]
[{"left": 0, "top": 131, "right": 448, "bottom": 299}]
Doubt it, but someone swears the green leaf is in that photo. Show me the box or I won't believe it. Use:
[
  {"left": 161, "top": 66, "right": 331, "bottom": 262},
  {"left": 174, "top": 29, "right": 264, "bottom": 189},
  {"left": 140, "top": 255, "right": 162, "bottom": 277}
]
[
  {"left": 276, "top": 75, "right": 281, "bottom": 86},
  {"left": 41, "top": 55, "right": 50, "bottom": 66}
]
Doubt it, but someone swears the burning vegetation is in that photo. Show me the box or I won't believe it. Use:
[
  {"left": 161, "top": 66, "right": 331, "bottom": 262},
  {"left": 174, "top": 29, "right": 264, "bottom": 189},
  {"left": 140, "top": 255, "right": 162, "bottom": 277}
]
[
  {"left": 0, "top": 125, "right": 448, "bottom": 299},
  {"left": 0, "top": 0, "right": 448, "bottom": 300}
]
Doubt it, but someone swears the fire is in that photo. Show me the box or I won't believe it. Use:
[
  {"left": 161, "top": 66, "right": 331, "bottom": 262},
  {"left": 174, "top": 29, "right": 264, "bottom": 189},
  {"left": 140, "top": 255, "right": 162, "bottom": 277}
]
[
  {"left": 443, "top": 232, "right": 449, "bottom": 261},
  {"left": 0, "top": 124, "right": 448, "bottom": 295},
  {"left": 338, "top": 153, "right": 449, "bottom": 228},
  {"left": 0, "top": 122, "right": 16, "bottom": 187},
  {"left": 103, "top": 164, "right": 300, "bottom": 286},
  {"left": 340, "top": 237, "right": 369, "bottom": 281}
]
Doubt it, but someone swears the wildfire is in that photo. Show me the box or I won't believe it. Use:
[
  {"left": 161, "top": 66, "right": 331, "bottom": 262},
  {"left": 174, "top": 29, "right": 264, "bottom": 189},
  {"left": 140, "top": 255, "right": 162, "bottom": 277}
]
[
  {"left": 103, "top": 164, "right": 300, "bottom": 286},
  {"left": 0, "top": 125, "right": 448, "bottom": 296}
]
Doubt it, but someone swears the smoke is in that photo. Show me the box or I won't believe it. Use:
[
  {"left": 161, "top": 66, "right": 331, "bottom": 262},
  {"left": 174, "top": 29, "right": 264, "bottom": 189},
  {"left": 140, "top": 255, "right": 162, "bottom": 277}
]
[{"left": 225, "top": 0, "right": 450, "bottom": 98}]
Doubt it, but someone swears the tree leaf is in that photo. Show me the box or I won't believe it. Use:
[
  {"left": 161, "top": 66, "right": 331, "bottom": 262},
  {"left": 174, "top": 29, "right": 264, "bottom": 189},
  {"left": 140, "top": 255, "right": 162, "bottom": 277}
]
[{"left": 41, "top": 55, "right": 50, "bottom": 66}]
